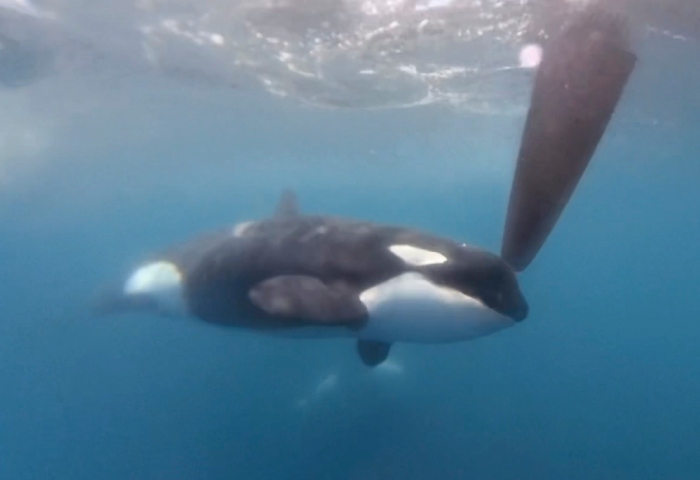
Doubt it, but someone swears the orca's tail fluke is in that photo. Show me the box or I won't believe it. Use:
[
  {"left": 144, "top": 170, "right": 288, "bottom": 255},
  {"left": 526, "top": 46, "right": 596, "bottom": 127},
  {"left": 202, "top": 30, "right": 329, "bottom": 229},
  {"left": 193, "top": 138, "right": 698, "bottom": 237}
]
[{"left": 501, "top": 4, "right": 637, "bottom": 272}]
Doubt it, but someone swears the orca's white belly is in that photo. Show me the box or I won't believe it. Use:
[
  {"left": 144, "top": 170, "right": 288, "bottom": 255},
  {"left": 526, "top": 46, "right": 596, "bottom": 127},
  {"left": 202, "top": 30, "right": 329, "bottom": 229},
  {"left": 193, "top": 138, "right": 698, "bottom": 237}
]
[
  {"left": 357, "top": 272, "right": 515, "bottom": 343},
  {"left": 253, "top": 273, "right": 515, "bottom": 344}
]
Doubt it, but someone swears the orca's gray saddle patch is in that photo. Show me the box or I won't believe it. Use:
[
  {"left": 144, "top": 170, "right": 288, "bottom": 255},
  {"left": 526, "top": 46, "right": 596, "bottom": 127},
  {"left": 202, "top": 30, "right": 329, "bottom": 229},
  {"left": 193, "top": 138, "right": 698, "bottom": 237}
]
[{"left": 248, "top": 275, "right": 368, "bottom": 324}]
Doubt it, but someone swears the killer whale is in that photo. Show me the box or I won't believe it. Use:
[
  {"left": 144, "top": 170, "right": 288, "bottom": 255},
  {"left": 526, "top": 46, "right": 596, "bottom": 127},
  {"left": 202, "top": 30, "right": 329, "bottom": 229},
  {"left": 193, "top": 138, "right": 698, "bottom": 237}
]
[{"left": 94, "top": 191, "right": 527, "bottom": 367}]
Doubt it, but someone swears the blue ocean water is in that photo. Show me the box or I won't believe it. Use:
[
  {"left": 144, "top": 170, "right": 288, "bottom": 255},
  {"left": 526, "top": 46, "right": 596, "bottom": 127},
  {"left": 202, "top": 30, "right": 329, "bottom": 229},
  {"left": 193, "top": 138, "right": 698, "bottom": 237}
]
[{"left": 2, "top": 14, "right": 700, "bottom": 480}]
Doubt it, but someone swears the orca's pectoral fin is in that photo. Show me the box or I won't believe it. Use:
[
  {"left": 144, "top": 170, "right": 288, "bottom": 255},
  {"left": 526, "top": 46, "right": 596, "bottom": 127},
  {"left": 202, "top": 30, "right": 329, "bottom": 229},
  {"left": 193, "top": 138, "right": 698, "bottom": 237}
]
[
  {"left": 249, "top": 275, "right": 368, "bottom": 325},
  {"left": 275, "top": 189, "right": 300, "bottom": 218},
  {"left": 501, "top": 4, "right": 637, "bottom": 272},
  {"left": 356, "top": 340, "right": 392, "bottom": 367}
]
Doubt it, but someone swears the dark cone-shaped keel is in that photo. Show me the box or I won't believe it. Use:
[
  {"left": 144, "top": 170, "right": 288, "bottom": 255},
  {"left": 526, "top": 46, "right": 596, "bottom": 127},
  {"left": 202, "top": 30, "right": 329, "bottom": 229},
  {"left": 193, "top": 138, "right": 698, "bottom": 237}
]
[{"left": 501, "top": 5, "right": 637, "bottom": 272}]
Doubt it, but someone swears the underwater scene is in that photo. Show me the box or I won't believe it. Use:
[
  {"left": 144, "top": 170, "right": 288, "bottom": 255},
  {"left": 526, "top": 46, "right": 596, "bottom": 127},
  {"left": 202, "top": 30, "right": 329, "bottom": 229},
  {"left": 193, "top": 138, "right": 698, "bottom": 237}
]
[{"left": 1, "top": 0, "right": 699, "bottom": 479}]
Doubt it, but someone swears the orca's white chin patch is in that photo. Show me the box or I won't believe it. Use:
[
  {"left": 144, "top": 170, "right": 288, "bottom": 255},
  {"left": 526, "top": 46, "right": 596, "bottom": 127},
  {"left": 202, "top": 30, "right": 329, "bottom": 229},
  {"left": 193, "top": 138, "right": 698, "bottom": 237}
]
[
  {"left": 124, "top": 261, "right": 187, "bottom": 316},
  {"left": 358, "top": 272, "right": 514, "bottom": 343}
]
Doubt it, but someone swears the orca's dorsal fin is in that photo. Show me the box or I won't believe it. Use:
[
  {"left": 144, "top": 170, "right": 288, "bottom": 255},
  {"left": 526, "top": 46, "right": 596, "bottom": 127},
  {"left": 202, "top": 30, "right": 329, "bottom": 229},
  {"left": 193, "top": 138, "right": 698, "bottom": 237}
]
[{"left": 275, "top": 189, "right": 300, "bottom": 218}]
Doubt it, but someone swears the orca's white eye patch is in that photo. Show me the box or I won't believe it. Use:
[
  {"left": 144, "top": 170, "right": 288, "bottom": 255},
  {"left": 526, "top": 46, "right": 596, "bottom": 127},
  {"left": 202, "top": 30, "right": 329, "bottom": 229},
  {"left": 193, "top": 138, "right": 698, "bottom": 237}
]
[
  {"left": 388, "top": 244, "right": 448, "bottom": 266},
  {"left": 124, "top": 261, "right": 183, "bottom": 295}
]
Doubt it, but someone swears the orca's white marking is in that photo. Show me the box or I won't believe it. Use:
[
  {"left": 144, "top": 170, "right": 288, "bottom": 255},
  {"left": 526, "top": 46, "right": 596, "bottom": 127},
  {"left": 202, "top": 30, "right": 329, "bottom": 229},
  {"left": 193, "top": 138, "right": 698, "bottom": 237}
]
[
  {"left": 232, "top": 221, "right": 255, "bottom": 237},
  {"left": 256, "top": 272, "right": 514, "bottom": 343},
  {"left": 358, "top": 272, "right": 514, "bottom": 343},
  {"left": 389, "top": 244, "right": 447, "bottom": 266},
  {"left": 124, "top": 261, "right": 187, "bottom": 315}
]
